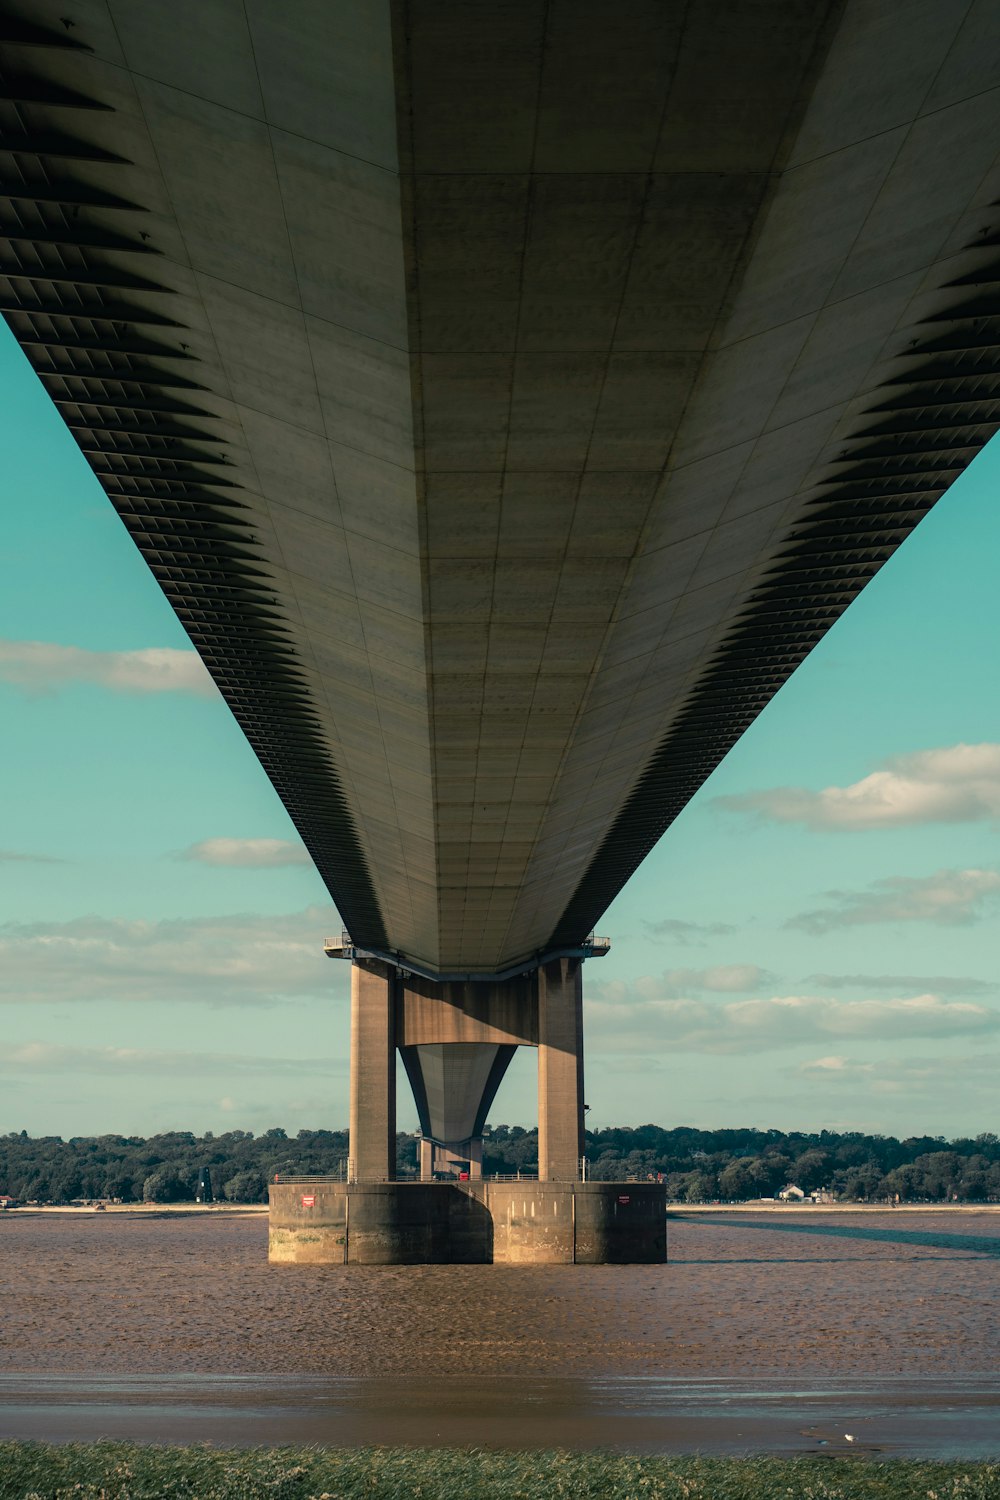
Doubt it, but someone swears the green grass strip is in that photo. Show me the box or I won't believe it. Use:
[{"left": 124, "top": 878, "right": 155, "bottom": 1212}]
[{"left": 1, "top": 1443, "right": 998, "bottom": 1500}]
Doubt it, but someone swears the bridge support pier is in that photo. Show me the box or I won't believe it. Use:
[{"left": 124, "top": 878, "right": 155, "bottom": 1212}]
[
  {"left": 537, "top": 958, "right": 585, "bottom": 1182},
  {"left": 348, "top": 958, "right": 397, "bottom": 1182},
  {"left": 347, "top": 957, "right": 587, "bottom": 1188},
  {"left": 324, "top": 952, "right": 658, "bottom": 1263}
]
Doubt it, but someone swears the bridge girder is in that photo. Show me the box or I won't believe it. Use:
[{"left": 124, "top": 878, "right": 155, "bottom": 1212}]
[{"left": 2, "top": 1, "right": 1000, "bottom": 973}]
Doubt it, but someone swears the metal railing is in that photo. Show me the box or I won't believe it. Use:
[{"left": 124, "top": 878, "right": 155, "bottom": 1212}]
[
  {"left": 273, "top": 1152, "right": 592, "bottom": 1187},
  {"left": 323, "top": 931, "right": 612, "bottom": 978},
  {"left": 326, "top": 930, "right": 611, "bottom": 954},
  {"left": 271, "top": 1171, "right": 617, "bottom": 1186}
]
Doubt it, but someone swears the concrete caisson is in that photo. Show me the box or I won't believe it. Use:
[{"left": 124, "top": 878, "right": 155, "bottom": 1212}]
[
  {"left": 268, "top": 1182, "right": 493, "bottom": 1265},
  {"left": 269, "top": 1181, "right": 666, "bottom": 1265},
  {"left": 487, "top": 1183, "right": 667, "bottom": 1265},
  {"left": 268, "top": 1185, "right": 349, "bottom": 1265},
  {"left": 571, "top": 1183, "right": 668, "bottom": 1264},
  {"left": 487, "top": 1184, "right": 576, "bottom": 1264},
  {"left": 346, "top": 1182, "right": 494, "bottom": 1265}
]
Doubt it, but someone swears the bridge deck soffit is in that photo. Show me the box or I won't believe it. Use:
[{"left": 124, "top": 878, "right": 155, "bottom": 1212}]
[{"left": 1, "top": 1, "right": 999, "bottom": 972}]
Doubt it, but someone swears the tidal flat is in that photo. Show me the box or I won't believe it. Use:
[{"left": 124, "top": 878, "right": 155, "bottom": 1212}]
[
  {"left": 2, "top": 1209, "right": 998, "bottom": 1378},
  {"left": 0, "top": 1210, "right": 997, "bottom": 1458}
]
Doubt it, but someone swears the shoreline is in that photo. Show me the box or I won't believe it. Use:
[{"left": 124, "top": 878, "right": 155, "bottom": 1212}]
[
  {"left": 2, "top": 1373, "right": 998, "bottom": 1457},
  {"left": 672, "top": 1201, "right": 1000, "bottom": 1213},
  {"left": 2, "top": 1203, "right": 267, "bottom": 1215},
  {"left": 4, "top": 1199, "right": 998, "bottom": 1217}
]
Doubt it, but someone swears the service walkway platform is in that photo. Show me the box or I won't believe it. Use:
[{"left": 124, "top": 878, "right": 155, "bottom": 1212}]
[{"left": 269, "top": 1180, "right": 667, "bottom": 1265}]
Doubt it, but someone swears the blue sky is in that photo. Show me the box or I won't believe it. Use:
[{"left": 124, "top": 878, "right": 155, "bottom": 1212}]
[{"left": 2, "top": 319, "right": 998, "bottom": 1140}]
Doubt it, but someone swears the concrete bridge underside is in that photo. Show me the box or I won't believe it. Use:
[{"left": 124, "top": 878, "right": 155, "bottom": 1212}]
[{"left": 3, "top": 1, "right": 1000, "bottom": 1211}]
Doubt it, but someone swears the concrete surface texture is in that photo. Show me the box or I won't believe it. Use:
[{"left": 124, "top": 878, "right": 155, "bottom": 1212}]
[
  {"left": 400, "top": 1041, "right": 515, "bottom": 1148},
  {"left": 351, "top": 956, "right": 582, "bottom": 1185},
  {"left": 536, "top": 958, "right": 586, "bottom": 1183},
  {"left": 268, "top": 1178, "right": 668, "bottom": 1264},
  {"left": 2, "top": 2, "right": 1000, "bottom": 972},
  {"left": 348, "top": 959, "right": 396, "bottom": 1183}
]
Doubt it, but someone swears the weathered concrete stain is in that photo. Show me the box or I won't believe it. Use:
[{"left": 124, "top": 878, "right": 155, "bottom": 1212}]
[{"left": 268, "top": 1181, "right": 666, "bottom": 1264}]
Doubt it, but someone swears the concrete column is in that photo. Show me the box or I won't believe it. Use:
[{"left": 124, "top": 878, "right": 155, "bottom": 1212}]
[
  {"left": 348, "top": 959, "right": 397, "bottom": 1182},
  {"left": 416, "top": 1138, "right": 483, "bottom": 1180},
  {"left": 536, "top": 957, "right": 584, "bottom": 1182}
]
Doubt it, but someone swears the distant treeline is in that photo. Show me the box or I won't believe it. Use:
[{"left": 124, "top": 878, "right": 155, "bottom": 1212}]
[{"left": 2, "top": 1125, "right": 999, "bottom": 1204}]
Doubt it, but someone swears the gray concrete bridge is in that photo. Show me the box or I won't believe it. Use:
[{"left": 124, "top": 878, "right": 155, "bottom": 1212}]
[{"left": 2, "top": 2, "right": 999, "bottom": 1241}]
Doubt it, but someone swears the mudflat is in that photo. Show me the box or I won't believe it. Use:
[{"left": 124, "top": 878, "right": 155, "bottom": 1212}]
[{"left": 1, "top": 1209, "right": 997, "bottom": 1379}]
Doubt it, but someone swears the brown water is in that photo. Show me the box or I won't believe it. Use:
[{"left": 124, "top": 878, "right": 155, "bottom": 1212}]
[
  {"left": 2, "top": 1209, "right": 998, "bottom": 1377},
  {"left": 0, "top": 1209, "right": 997, "bottom": 1454}
]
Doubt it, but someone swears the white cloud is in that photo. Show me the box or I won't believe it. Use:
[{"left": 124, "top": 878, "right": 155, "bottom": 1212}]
[
  {"left": 715, "top": 742, "right": 1000, "bottom": 830},
  {"left": 178, "top": 838, "right": 312, "bottom": 869},
  {"left": 210, "top": 1091, "right": 346, "bottom": 1133},
  {"left": 0, "top": 1043, "right": 338, "bottom": 1078},
  {"left": 0, "top": 907, "right": 343, "bottom": 1008},
  {"left": 0, "top": 849, "right": 64, "bottom": 864},
  {"left": 797, "top": 1051, "right": 1000, "bottom": 1102},
  {"left": 807, "top": 972, "right": 995, "bottom": 996},
  {"left": 800, "top": 1054, "right": 872, "bottom": 1075},
  {"left": 0, "top": 639, "right": 216, "bottom": 696},
  {"left": 642, "top": 917, "right": 736, "bottom": 946},
  {"left": 635, "top": 964, "right": 773, "bottom": 998},
  {"left": 585, "top": 985, "right": 1000, "bottom": 1055},
  {"left": 788, "top": 868, "right": 1000, "bottom": 934}
]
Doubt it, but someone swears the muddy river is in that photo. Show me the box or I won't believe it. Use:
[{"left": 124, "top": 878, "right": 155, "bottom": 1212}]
[{"left": 0, "top": 1209, "right": 997, "bottom": 1454}]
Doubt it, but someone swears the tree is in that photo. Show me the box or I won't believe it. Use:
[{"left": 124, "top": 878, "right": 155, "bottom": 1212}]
[
  {"left": 102, "top": 1167, "right": 136, "bottom": 1202},
  {"left": 142, "top": 1168, "right": 191, "bottom": 1203},
  {"left": 751, "top": 1155, "right": 791, "bottom": 1195},
  {"left": 719, "top": 1159, "right": 757, "bottom": 1200},
  {"left": 957, "top": 1170, "right": 990, "bottom": 1202},
  {"left": 684, "top": 1171, "right": 716, "bottom": 1203},
  {"left": 49, "top": 1166, "right": 84, "bottom": 1202},
  {"left": 223, "top": 1170, "right": 265, "bottom": 1203},
  {"left": 792, "top": 1149, "right": 830, "bottom": 1192},
  {"left": 1, "top": 1124, "right": 997, "bottom": 1203},
  {"left": 395, "top": 1134, "right": 418, "bottom": 1177},
  {"left": 882, "top": 1164, "right": 925, "bottom": 1202},
  {"left": 837, "top": 1162, "right": 885, "bottom": 1201}
]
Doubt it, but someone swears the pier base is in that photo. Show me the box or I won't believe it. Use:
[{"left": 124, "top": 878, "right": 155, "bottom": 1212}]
[{"left": 269, "top": 1181, "right": 667, "bottom": 1265}]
